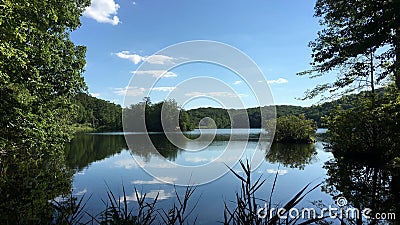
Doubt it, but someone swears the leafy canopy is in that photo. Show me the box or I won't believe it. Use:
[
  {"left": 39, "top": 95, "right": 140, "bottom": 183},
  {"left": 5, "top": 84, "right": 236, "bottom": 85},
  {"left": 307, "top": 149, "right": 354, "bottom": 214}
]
[
  {"left": 0, "top": 0, "right": 90, "bottom": 152},
  {"left": 298, "top": 0, "right": 400, "bottom": 99},
  {"left": 326, "top": 86, "right": 400, "bottom": 161},
  {"left": 267, "top": 114, "right": 317, "bottom": 144}
]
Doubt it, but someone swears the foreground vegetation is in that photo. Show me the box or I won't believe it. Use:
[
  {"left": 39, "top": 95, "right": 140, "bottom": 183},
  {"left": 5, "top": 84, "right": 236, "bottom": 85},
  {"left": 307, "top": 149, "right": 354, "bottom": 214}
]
[
  {"left": 50, "top": 160, "right": 323, "bottom": 225},
  {"left": 326, "top": 86, "right": 400, "bottom": 163}
]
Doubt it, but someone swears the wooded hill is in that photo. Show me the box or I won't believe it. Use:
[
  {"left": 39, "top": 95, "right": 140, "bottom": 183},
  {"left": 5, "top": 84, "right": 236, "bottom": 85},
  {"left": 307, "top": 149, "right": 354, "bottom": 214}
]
[
  {"left": 73, "top": 93, "right": 122, "bottom": 131},
  {"left": 73, "top": 89, "right": 383, "bottom": 131}
]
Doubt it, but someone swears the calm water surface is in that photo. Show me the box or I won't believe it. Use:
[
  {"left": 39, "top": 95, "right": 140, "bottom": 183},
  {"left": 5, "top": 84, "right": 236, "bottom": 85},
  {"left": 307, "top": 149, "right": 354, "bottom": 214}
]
[{"left": 65, "top": 129, "right": 335, "bottom": 224}]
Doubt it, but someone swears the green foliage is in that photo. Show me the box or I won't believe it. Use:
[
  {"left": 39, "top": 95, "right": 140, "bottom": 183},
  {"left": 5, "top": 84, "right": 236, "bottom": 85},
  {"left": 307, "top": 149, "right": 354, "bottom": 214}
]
[
  {"left": 188, "top": 106, "right": 309, "bottom": 129},
  {"left": 73, "top": 93, "right": 122, "bottom": 132},
  {"left": 299, "top": 0, "right": 400, "bottom": 92},
  {"left": 223, "top": 160, "right": 323, "bottom": 225},
  {"left": 0, "top": 1, "right": 89, "bottom": 223},
  {"left": 267, "top": 115, "right": 317, "bottom": 144},
  {"left": 187, "top": 107, "right": 271, "bottom": 129},
  {"left": 326, "top": 86, "right": 400, "bottom": 161},
  {"left": 97, "top": 185, "right": 158, "bottom": 225},
  {"left": 186, "top": 92, "right": 382, "bottom": 129},
  {"left": 72, "top": 89, "right": 386, "bottom": 132},
  {"left": 70, "top": 123, "right": 96, "bottom": 133},
  {"left": 188, "top": 107, "right": 231, "bottom": 128},
  {"left": 124, "top": 98, "right": 193, "bottom": 132},
  {"left": 179, "top": 109, "right": 194, "bottom": 131},
  {"left": 0, "top": 0, "right": 90, "bottom": 152}
]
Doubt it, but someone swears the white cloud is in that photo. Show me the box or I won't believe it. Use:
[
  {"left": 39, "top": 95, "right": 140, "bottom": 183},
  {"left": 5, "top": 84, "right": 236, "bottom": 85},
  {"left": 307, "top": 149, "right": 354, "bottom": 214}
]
[
  {"left": 124, "top": 190, "right": 173, "bottom": 201},
  {"left": 151, "top": 87, "right": 176, "bottom": 92},
  {"left": 115, "top": 51, "right": 144, "bottom": 64},
  {"left": 131, "top": 180, "right": 161, "bottom": 185},
  {"left": 185, "top": 157, "right": 210, "bottom": 163},
  {"left": 75, "top": 188, "right": 88, "bottom": 196},
  {"left": 144, "top": 55, "right": 175, "bottom": 65},
  {"left": 114, "top": 159, "right": 139, "bottom": 169},
  {"left": 114, "top": 86, "right": 146, "bottom": 97},
  {"left": 133, "top": 70, "right": 178, "bottom": 78},
  {"left": 115, "top": 51, "right": 176, "bottom": 65},
  {"left": 266, "top": 169, "right": 288, "bottom": 175},
  {"left": 233, "top": 169, "right": 244, "bottom": 174},
  {"left": 144, "top": 163, "right": 177, "bottom": 169},
  {"left": 114, "top": 86, "right": 175, "bottom": 96},
  {"left": 90, "top": 93, "right": 101, "bottom": 97},
  {"left": 131, "top": 177, "right": 178, "bottom": 185},
  {"left": 234, "top": 80, "right": 243, "bottom": 85},
  {"left": 267, "top": 78, "right": 288, "bottom": 84},
  {"left": 83, "top": 0, "right": 120, "bottom": 25},
  {"left": 185, "top": 91, "right": 240, "bottom": 98}
]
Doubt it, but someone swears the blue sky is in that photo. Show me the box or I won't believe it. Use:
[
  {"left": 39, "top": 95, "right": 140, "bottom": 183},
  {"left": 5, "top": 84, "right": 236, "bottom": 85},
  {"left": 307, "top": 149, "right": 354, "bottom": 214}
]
[{"left": 71, "top": 0, "right": 335, "bottom": 108}]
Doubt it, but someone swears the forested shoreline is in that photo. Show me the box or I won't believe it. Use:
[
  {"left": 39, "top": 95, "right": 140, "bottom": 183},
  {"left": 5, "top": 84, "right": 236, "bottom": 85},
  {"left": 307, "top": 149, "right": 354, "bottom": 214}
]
[{"left": 73, "top": 88, "right": 384, "bottom": 132}]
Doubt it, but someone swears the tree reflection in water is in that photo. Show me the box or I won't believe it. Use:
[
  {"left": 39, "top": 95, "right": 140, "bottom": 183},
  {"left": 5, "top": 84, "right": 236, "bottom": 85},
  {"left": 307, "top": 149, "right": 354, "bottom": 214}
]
[
  {"left": 323, "top": 155, "right": 399, "bottom": 225},
  {"left": 0, "top": 149, "right": 73, "bottom": 224},
  {"left": 65, "top": 133, "right": 182, "bottom": 169},
  {"left": 266, "top": 143, "right": 317, "bottom": 169},
  {"left": 64, "top": 134, "right": 127, "bottom": 171},
  {"left": 4, "top": 133, "right": 398, "bottom": 224},
  {"left": 125, "top": 133, "right": 183, "bottom": 162}
]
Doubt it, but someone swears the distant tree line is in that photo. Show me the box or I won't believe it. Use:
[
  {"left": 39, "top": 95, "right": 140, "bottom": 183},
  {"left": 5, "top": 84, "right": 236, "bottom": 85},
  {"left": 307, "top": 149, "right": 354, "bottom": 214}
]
[
  {"left": 123, "top": 98, "right": 193, "bottom": 132},
  {"left": 73, "top": 93, "right": 122, "bottom": 131},
  {"left": 187, "top": 89, "right": 384, "bottom": 129},
  {"left": 72, "top": 89, "right": 385, "bottom": 132}
]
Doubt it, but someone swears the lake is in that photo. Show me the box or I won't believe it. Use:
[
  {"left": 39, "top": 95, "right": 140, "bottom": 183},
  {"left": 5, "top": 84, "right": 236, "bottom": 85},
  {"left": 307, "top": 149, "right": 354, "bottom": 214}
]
[{"left": 65, "top": 129, "right": 340, "bottom": 224}]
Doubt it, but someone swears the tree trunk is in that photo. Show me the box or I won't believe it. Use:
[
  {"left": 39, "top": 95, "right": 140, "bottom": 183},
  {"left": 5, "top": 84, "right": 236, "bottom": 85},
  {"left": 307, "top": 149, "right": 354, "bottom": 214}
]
[
  {"left": 395, "top": 11, "right": 400, "bottom": 89},
  {"left": 396, "top": 42, "right": 400, "bottom": 89},
  {"left": 370, "top": 52, "right": 375, "bottom": 95}
]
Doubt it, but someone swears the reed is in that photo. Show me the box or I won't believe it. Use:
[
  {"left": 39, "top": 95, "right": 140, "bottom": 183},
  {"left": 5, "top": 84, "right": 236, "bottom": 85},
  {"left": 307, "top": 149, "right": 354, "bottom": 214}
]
[
  {"left": 52, "top": 163, "right": 324, "bottom": 224},
  {"left": 222, "top": 159, "right": 325, "bottom": 225}
]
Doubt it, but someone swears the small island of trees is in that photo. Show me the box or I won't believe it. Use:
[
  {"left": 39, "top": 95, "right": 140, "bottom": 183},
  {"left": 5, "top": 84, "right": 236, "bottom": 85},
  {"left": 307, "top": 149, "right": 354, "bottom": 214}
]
[{"left": 268, "top": 114, "right": 317, "bottom": 144}]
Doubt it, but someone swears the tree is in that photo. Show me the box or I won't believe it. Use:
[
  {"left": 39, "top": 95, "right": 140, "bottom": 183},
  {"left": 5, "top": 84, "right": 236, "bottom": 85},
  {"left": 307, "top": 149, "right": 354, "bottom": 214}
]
[
  {"left": 266, "top": 114, "right": 317, "bottom": 144},
  {"left": 298, "top": 0, "right": 400, "bottom": 98},
  {"left": 179, "top": 110, "right": 194, "bottom": 131},
  {"left": 187, "top": 107, "right": 231, "bottom": 128},
  {"left": 326, "top": 86, "right": 400, "bottom": 160},
  {"left": 73, "top": 93, "right": 122, "bottom": 131},
  {"left": 0, "top": 0, "right": 90, "bottom": 152},
  {"left": 299, "top": 51, "right": 384, "bottom": 100},
  {"left": 123, "top": 98, "right": 194, "bottom": 132}
]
